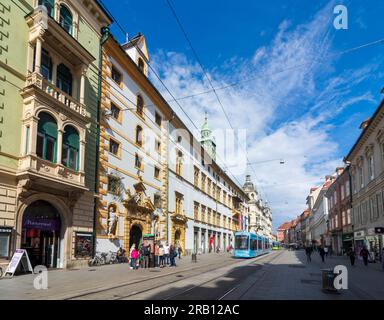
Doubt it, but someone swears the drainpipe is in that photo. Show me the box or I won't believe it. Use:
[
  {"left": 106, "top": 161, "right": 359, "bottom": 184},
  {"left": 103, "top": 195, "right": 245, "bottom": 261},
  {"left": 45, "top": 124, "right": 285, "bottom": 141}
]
[
  {"left": 166, "top": 112, "right": 175, "bottom": 243},
  {"left": 92, "top": 26, "right": 110, "bottom": 258}
]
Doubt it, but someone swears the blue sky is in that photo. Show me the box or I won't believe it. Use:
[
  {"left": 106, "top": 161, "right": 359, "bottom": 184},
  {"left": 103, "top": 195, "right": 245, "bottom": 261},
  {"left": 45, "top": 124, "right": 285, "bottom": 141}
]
[{"left": 103, "top": 0, "right": 384, "bottom": 230}]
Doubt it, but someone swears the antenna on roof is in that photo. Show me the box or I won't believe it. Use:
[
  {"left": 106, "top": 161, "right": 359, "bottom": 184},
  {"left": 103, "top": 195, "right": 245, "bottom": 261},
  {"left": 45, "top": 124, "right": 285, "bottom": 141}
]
[{"left": 125, "top": 33, "right": 129, "bottom": 43}]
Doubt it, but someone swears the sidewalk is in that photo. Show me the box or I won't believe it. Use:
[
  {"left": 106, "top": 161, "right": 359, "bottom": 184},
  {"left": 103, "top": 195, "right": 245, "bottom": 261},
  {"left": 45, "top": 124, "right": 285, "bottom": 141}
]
[{"left": 0, "top": 252, "right": 235, "bottom": 300}]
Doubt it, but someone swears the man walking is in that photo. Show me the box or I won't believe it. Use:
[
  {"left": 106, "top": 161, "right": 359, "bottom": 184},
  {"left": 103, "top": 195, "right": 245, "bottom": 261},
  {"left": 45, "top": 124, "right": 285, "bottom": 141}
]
[
  {"left": 305, "top": 245, "right": 312, "bottom": 262},
  {"left": 319, "top": 246, "right": 326, "bottom": 263},
  {"left": 164, "top": 242, "right": 170, "bottom": 266},
  {"left": 360, "top": 246, "right": 369, "bottom": 266},
  {"left": 348, "top": 247, "right": 356, "bottom": 266},
  {"left": 141, "top": 241, "right": 151, "bottom": 268}
]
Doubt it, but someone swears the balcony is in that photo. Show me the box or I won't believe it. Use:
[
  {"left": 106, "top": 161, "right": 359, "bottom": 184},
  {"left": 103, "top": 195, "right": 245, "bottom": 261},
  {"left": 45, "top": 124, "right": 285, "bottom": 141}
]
[{"left": 23, "top": 72, "right": 88, "bottom": 119}]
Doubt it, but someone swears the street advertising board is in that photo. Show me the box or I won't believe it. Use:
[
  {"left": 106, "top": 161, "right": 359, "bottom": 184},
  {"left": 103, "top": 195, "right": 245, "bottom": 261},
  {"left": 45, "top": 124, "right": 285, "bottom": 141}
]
[{"left": 4, "top": 249, "right": 33, "bottom": 278}]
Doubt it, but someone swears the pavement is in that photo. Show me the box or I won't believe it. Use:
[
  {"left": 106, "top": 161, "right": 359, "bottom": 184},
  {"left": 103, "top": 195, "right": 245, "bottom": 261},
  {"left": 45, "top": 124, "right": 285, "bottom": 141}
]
[{"left": 1, "top": 249, "right": 383, "bottom": 300}]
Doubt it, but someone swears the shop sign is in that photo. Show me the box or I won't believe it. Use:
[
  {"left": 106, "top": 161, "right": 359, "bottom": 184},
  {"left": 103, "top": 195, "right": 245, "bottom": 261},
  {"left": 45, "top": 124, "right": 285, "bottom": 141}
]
[
  {"left": 0, "top": 227, "right": 12, "bottom": 233},
  {"left": 375, "top": 227, "right": 384, "bottom": 234},
  {"left": 367, "top": 228, "right": 375, "bottom": 236},
  {"left": 5, "top": 249, "right": 33, "bottom": 278},
  {"left": 342, "top": 233, "right": 353, "bottom": 241},
  {"left": 354, "top": 230, "right": 365, "bottom": 238},
  {"left": 23, "top": 218, "right": 61, "bottom": 231}
]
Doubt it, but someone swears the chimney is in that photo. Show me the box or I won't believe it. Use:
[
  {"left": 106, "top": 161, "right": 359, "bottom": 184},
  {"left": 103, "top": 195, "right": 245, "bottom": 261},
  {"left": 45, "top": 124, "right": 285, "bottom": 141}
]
[
  {"left": 336, "top": 167, "right": 344, "bottom": 176},
  {"left": 359, "top": 118, "right": 370, "bottom": 130}
]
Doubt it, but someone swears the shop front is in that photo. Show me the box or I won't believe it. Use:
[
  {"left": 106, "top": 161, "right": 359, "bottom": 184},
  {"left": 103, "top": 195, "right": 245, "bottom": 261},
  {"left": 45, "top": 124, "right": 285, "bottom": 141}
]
[
  {"left": 354, "top": 230, "right": 366, "bottom": 258},
  {"left": 0, "top": 227, "right": 13, "bottom": 263},
  {"left": 366, "top": 228, "right": 383, "bottom": 262},
  {"left": 342, "top": 232, "right": 354, "bottom": 253}
]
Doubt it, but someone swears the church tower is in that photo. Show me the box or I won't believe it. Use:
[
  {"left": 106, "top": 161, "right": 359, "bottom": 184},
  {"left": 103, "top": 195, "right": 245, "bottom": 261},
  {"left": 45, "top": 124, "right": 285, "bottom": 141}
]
[{"left": 200, "top": 114, "right": 216, "bottom": 161}]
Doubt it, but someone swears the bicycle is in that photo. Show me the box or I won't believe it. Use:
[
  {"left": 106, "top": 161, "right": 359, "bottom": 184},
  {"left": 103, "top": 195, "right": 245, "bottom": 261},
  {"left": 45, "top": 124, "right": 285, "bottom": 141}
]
[
  {"left": 88, "top": 252, "right": 105, "bottom": 267},
  {"left": 0, "top": 266, "right": 3, "bottom": 278}
]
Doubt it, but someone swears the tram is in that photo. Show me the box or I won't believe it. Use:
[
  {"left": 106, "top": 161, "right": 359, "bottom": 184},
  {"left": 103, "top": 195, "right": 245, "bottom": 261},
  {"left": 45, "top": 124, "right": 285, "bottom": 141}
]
[
  {"left": 272, "top": 241, "right": 281, "bottom": 250},
  {"left": 233, "top": 231, "right": 271, "bottom": 258}
]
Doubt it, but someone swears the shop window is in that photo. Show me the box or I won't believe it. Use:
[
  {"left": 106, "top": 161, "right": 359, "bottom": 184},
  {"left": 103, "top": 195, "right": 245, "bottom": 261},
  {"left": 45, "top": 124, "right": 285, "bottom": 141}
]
[
  {"left": 59, "top": 5, "right": 73, "bottom": 35},
  {"left": 62, "top": 125, "right": 79, "bottom": 170},
  {"left": 36, "top": 112, "right": 57, "bottom": 162},
  {"left": 0, "top": 228, "right": 12, "bottom": 259}
]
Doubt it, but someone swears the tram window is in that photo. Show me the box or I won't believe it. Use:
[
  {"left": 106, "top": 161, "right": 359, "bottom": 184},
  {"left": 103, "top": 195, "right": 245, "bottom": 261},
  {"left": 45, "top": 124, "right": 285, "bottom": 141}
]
[
  {"left": 250, "top": 239, "right": 257, "bottom": 250},
  {"left": 235, "top": 235, "right": 248, "bottom": 250}
]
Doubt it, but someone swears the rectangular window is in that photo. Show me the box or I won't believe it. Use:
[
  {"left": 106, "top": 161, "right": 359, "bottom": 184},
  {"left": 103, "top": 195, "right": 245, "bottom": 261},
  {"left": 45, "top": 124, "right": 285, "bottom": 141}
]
[
  {"left": 194, "top": 202, "right": 199, "bottom": 221},
  {"left": 111, "top": 65, "right": 122, "bottom": 85},
  {"left": 347, "top": 208, "right": 351, "bottom": 225},
  {"left": 25, "top": 126, "right": 30, "bottom": 154},
  {"left": 201, "top": 205, "right": 206, "bottom": 223},
  {"left": 342, "top": 211, "right": 346, "bottom": 226},
  {"left": 135, "top": 154, "right": 143, "bottom": 170},
  {"left": 359, "top": 167, "right": 364, "bottom": 188},
  {"left": 108, "top": 176, "right": 120, "bottom": 195},
  {"left": 110, "top": 102, "right": 121, "bottom": 121},
  {"left": 154, "top": 166, "right": 160, "bottom": 179},
  {"left": 368, "top": 156, "right": 374, "bottom": 181},
  {"left": 45, "top": 136, "right": 55, "bottom": 162},
  {"left": 155, "top": 140, "right": 161, "bottom": 154},
  {"left": 155, "top": 112, "right": 162, "bottom": 126},
  {"left": 201, "top": 173, "right": 206, "bottom": 192},
  {"left": 346, "top": 180, "right": 350, "bottom": 197},
  {"left": 0, "top": 229, "right": 11, "bottom": 259},
  {"left": 175, "top": 194, "right": 183, "bottom": 214},
  {"left": 194, "top": 166, "right": 199, "bottom": 187},
  {"left": 109, "top": 138, "right": 120, "bottom": 156},
  {"left": 341, "top": 185, "right": 345, "bottom": 200}
]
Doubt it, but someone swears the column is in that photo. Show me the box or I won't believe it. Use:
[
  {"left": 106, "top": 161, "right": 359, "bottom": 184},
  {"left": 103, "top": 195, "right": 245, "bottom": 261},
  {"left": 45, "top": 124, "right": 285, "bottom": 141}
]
[
  {"left": 34, "top": 37, "right": 43, "bottom": 73},
  {"left": 57, "top": 129, "right": 63, "bottom": 165},
  {"left": 79, "top": 139, "right": 86, "bottom": 172},
  {"left": 198, "top": 228, "right": 202, "bottom": 254},
  {"left": 28, "top": 116, "right": 39, "bottom": 156}
]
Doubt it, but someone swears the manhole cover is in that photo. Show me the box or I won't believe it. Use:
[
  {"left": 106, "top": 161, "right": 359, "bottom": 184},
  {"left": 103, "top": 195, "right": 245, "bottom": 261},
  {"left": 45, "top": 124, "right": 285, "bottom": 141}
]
[
  {"left": 149, "top": 270, "right": 161, "bottom": 272},
  {"left": 88, "top": 269, "right": 96, "bottom": 272},
  {"left": 301, "top": 279, "right": 321, "bottom": 285},
  {"left": 176, "top": 275, "right": 184, "bottom": 277},
  {"left": 289, "top": 265, "right": 306, "bottom": 268}
]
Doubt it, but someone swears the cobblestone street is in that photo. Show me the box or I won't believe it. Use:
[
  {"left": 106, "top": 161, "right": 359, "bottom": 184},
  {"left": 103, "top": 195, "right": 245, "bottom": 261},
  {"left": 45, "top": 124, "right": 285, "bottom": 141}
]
[{"left": 1, "top": 250, "right": 383, "bottom": 300}]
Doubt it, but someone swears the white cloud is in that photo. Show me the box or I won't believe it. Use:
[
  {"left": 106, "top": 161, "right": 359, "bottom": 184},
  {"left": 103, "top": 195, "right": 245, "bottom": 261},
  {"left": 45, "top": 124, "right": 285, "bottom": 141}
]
[{"left": 149, "top": 0, "right": 377, "bottom": 231}]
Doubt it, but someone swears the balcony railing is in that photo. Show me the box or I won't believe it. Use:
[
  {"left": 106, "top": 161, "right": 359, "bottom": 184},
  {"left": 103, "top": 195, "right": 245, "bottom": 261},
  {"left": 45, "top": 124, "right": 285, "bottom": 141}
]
[{"left": 26, "top": 72, "right": 87, "bottom": 117}]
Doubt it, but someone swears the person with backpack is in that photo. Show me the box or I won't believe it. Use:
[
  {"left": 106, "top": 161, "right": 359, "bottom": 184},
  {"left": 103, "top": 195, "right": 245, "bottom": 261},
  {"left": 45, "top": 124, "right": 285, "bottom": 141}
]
[{"left": 141, "top": 241, "right": 151, "bottom": 268}]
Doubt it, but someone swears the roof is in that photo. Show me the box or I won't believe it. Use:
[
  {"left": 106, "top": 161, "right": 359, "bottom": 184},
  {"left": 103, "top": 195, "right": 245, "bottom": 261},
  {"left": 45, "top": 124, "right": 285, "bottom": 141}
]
[{"left": 345, "top": 98, "right": 384, "bottom": 161}]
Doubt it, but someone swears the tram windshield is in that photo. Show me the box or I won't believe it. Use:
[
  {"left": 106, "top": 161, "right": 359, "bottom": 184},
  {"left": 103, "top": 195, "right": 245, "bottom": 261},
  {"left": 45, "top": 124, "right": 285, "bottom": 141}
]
[{"left": 235, "top": 235, "right": 249, "bottom": 250}]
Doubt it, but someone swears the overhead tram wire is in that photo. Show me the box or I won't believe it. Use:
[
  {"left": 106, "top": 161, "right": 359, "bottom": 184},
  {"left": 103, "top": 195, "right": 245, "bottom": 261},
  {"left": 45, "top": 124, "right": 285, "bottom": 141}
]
[
  {"left": 165, "top": 0, "right": 270, "bottom": 203},
  {"left": 10, "top": 0, "right": 384, "bottom": 107},
  {"left": 97, "top": 0, "right": 245, "bottom": 189}
]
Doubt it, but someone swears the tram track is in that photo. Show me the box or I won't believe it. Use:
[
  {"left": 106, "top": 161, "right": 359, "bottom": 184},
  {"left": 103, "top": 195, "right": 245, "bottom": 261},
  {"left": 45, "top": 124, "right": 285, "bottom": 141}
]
[
  {"left": 157, "top": 250, "right": 284, "bottom": 300},
  {"left": 64, "top": 255, "right": 248, "bottom": 300}
]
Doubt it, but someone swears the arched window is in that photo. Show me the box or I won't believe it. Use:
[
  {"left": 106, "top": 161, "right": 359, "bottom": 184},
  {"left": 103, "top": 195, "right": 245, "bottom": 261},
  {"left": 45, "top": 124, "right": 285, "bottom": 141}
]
[
  {"left": 57, "top": 63, "right": 72, "bottom": 96},
  {"left": 138, "top": 58, "right": 145, "bottom": 73},
  {"left": 36, "top": 112, "right": 58, "bottom": 162},
  {"left": 136, "top": 94, "right": 144, "bottom": 116},
  {"left": 62, "top": 125, "right": 79, "bottom": 171},
  {"left": 38, "top": 0, "right": 55, "bottom": 18},
  {"left": 59, "top": 5, "right": 73, "bottom": 35},
  {"left": 136, "top": 126, "right": 143, "bottom": 146}
]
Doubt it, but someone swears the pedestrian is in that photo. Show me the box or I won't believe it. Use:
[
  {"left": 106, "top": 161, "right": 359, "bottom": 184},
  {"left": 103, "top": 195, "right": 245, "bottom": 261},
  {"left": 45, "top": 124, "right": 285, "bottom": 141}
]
[
  {"left": 169, "top": 245, "right": 177, "bottom": 267},
  {"left": 117, "top": 246, "right": 126, "bottom": 263},
  {"left": 177, "top": 245, "right": 182, "bottom": 259},
  {"left": 164, "top": 242, "right": 170, "bottom": 266},
  {"left": 305, "top": 245, "right": 312, "bottom": 262},
  {"left": 381, "top": 247, "right": 384, "bottom": 271},
  {"left": 319, "top": 246, "right": 325, "bottom": 263},
  {"left": 360, "top": 246, "right": 369, "bottom": 266},
  {"left": 130, "top": 245, "right": 139, "bottom": 270},
  {"left": 348, "top": 247, "right": 356, "bottom": 266},
  {"left": 159, "top": 245, "right": 165, "bottom": 268},
  {"left": 324, "top": 246, "right": 328, "bottom": 257},
  {"left": 154, "top": 241, "right": 160, "bottom": 268},
  {"left": 141, "top": 241, "right": 150, "bottom": 268}
]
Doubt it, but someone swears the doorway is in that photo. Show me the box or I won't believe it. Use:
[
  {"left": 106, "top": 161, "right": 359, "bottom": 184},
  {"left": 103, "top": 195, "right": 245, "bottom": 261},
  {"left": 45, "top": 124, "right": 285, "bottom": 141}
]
[
  {"left": 129, "top": 225, "right": 142, "bottom": 249},
  {"left": 21, "top": 200, "right": 61, "bottom": 268}
]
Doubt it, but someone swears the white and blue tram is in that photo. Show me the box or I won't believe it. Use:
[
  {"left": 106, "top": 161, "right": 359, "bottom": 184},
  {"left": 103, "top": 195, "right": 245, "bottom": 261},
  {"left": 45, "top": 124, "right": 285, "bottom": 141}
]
[{"left": 234, "top": 231, "right": 271, "bottom": 258}]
